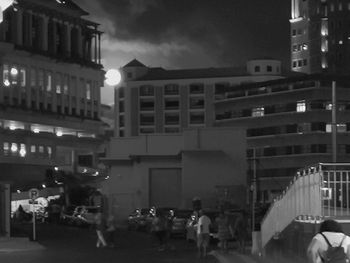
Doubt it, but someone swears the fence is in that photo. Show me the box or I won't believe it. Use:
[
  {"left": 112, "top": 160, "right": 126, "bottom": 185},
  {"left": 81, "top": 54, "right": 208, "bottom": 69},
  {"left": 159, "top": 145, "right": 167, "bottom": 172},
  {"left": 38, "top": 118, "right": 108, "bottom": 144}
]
[{"left": 261, "top": 163, "right": 350, "bottom": 248}]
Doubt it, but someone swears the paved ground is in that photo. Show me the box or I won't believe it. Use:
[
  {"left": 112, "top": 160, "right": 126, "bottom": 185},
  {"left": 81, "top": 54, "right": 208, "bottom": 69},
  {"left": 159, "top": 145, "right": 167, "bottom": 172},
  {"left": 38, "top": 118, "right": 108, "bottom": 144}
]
[{"left": 0, "top": 222, "right": 256, "bottom": 263}]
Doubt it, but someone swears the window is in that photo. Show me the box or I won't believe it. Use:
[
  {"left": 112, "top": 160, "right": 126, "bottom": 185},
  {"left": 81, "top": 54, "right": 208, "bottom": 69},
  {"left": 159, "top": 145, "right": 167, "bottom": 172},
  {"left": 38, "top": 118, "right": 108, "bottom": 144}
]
[
  {"left": 46, "top": 72, "right": 52, "bottom": 92},
  {"left": 293, "top": 61, "right": 297, "bottom": 68},
  {"left": 298, "top": 60, "right": 303, "bottom": 67},
  {"left": 266, "top": 65, "right": 272, "bottom": 72},
  {"left": 254, "top": 66, "right": 260, "bottom": 72},
  {"left": 252, "top": 107, "right": 264, "bottom": 117},
  {"left": 118, "top": 100, "right": 125, "bottom": 113},
  {"left": 140, "top": 114, "right": 154, "bottom": 126},
  {"left": 19, "top": 144, "right": 26, "bottom": 157},
  {"left": 140, "top": 85, "right": 154, "bottom": 96},
  {"left": 164, "top": 84, "right": 179, "bottom": 95},
  {"left": 303, "top": 44, "right": 308, "bottom": 50},
  {"left": 3, "top": 142, "right": 9, "bottom": 155},
  {"left": 39, "top": 146, "right": 44, "bottom": 153},
  {"left": 31, "top": 145, "right": 36, "bottom": 153},
  {"left": 165, "top": 127, "right": 180, "bottom": 133},
  {"left": 165, "top": 113, "right": 180, "bottom": 125},
  {"left": 3, "top": 64, "right": 9, "bottom": 86},
  {"left": 127, "top": 72, "right": 132, "bottom": 79},
  {"left": 140, "top": 99, "right": 154, "bottom": 111},
  {"left": 164, "top": 98, "right": 179, "bottom": 110},
  {"left": 20, "top": 68, "right": 26, "bottom": 87},
  {"left": 190, "top": 112, "right": 205, "bottom": 124},
  {"left": 30, "top": 69, "right": 36, "bottom": 87},
  {"left": 140, "top": 127, "right": 154, "bottom": 134},
  {"left": 47, "top": 147, "right": 52, "bottom": 158},
  {"left": 38, "top": 70, "right": 44, "bottom": 91},
  {"left": 86, "top": 82, "right": 91, "bottom": 100},
  {"left": 337, "top": 123, "right": 347, "bottom": 133},
  {"left": 119, "top": 115, "right": 124, "bottom": 127},
  {"left": 11, "top": 67, "right": 18, "bottom": 85},
  {"left": 303, "top": 59, "right": 307, "bottom": 66},
  {"left": 63, "top": 75, "right": 69, "bottom": 95},
  {"left": 189, "top": 97, "right": 204, "bottom": 109},
  {"left": 297, "top": 100, "right": 306, "bottom": 112},
  {"left": 330, "top": 3, "right": 334, "bottom": 11},
  {"left": 189, "top": 83, "right": 204, "bottom": 94},
  {"left": 56, "top": 73, "right": 62, "bottom": 94},
  {"left": 292, "top": 29, "right": 297, "bottom": 36}
]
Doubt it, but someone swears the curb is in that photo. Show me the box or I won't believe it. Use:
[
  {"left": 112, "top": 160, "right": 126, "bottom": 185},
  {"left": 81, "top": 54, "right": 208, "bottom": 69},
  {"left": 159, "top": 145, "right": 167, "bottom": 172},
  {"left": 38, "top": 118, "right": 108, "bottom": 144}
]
[{"left": 0, "top": 238, "right": 45, "bottom": 253}]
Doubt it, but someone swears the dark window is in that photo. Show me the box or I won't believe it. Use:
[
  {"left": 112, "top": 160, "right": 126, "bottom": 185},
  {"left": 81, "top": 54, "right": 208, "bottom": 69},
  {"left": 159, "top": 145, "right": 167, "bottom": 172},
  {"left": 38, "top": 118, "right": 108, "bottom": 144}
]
[
  {"left": 140, "top": 114, "right": 154, "bottom": 126},
  {"left": 293, "top": 61, "right": 297, "bottom": 68},
  {"left": 78, "top": 154, "right": 93, "bottom": 167},
  {"left": 189, "top": 84, "right": 204, "bottom": 94},
  {"left": 267, "top": 65, "right": 272, "bottom": 72},
  {"left": 80, "top": 109, "right": 84, "bottom": 117},
  {"left": 254, "top": 66, "right": 260, "bottom": 72},
  {"left": 119, "top": 130, "right": 124, "bottom": 137},
  {"left": 164, "top": 99, "right": 179, "bottom": 110},
  {"left": 165, "top": 113, "right": 180, "bottom": 125},
  {"left": 119, "top": 115, "right": 124, "bottom": 127},
  {"left": 286, "top": 124, "right": 297, "bottom": 133},
  {"left": 292, "top": 29, "right": 297, "bottom": 36},
  {"left": 140, "top": 85, "right": 154, "bottom": 96},
  {"left": 164, "top": 84, "right": 179, "bottom": 95},
  {"left": 127, "top": 72, "right": 132, "bottom": 79},
  {"left": 140, "top": 99, "right": 154, "bottom": 111},
  {"left": 189, "top": 97, "right": 204, "bottom": 109},
  {"left": 119, "top": 101, "right": 125, "bottom": 112}
]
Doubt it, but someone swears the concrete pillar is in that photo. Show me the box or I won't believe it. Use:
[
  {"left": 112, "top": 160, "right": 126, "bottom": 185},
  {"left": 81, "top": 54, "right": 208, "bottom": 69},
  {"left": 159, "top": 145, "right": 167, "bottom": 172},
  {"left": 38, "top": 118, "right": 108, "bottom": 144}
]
[
  {"left": 64, "top": 22, "right": 72, "bottom": 57},
  {"left": 41, "top": 15, "right": 49, "bottom": 51},
  {"left": 27, "top": 11, "right": 33, "bottom": 47},
  {"left": 15, "top": 9, "right": 23, "bottom": 46},
  {"left": 77, "top": 26, "right": 82, "bottom": 57}
]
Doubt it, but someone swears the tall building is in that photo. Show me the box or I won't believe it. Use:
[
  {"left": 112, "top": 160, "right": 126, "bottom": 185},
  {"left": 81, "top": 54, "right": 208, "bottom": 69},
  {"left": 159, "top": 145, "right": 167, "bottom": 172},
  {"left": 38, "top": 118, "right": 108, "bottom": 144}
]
[
  {"left": 290, "top": 0, "right": 350, "bottom": 74},
  {"left": 0, "top": 0, "right": 105, "bottom": 192},
  {"left": 116, "top": 59, "right": 283, "bottom": 137}
]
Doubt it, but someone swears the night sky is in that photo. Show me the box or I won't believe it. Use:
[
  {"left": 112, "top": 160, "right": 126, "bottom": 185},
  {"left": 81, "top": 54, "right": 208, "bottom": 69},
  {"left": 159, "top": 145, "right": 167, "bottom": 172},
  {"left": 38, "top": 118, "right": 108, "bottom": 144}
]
[{"left": 74, "top": 0, "right": 291, "bottom": 104}]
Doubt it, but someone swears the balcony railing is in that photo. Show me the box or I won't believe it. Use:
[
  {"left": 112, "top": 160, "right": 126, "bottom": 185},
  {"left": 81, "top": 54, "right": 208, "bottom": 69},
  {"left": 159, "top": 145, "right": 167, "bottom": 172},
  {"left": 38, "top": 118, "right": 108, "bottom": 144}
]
[{"left": 261, "top": 163, "right": 350, "bottom": 248}]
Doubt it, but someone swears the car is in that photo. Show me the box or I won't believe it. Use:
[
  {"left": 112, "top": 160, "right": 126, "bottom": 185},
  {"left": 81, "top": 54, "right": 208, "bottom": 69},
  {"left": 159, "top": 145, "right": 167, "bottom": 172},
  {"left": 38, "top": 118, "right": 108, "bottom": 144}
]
[
  {"left": 170, "top": 209, "right": 193, "bottom": 237},
  {"left": 127, "top": 208, "right": 149, "bottom": 231}
]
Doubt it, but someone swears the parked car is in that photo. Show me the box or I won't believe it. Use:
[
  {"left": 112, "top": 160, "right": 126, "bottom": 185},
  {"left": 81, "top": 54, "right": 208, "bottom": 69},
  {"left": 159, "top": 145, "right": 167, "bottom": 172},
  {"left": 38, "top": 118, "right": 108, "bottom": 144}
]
[
  {"left": 170, "top": 209, "right": 192, "bottom": 237},
  {"left": 127, "top": 208, "right": 149, "bottom": 231}
]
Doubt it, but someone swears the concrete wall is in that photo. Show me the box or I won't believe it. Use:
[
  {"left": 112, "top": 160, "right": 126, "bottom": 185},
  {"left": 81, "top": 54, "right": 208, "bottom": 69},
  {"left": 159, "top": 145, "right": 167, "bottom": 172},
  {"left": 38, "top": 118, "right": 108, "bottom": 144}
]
[{"left": 103, "top": 127, "right": 246, "bottom": 223}]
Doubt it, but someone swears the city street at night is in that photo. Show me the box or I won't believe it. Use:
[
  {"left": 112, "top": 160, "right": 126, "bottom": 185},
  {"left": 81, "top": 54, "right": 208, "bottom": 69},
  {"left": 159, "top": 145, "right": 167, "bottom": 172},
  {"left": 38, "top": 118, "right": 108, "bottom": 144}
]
[{"left": 0, "top": 223, "right": 253, "bottom": 263}]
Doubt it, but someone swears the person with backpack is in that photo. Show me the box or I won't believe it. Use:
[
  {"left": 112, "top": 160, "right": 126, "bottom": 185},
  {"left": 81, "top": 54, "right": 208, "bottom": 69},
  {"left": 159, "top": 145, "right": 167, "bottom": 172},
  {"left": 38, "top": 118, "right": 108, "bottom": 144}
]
[
  {"left": 152, "top": 210, "right": 167, "bottom": 251},
  {"left": 307, "top": 219, "right": 350, "bottom": 263}
]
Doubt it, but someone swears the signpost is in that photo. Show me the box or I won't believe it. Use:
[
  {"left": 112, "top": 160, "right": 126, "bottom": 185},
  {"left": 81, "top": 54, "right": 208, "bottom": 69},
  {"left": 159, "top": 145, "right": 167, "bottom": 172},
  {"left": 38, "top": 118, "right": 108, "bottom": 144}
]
[{"left": 29, "top": 188, "right": 39, "bottom": 241}]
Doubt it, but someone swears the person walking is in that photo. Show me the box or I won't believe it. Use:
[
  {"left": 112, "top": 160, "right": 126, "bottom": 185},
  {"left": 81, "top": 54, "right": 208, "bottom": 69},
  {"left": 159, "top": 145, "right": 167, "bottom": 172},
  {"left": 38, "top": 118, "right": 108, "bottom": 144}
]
[
  {"left": 196, "top": 210, "right": 212, "bottom": 258},
  {"left": 216, "top": 211, "right": 231, "bottom": 252},
  {"left": 307, "top": 219, "right": 350, "bottom": 263},
  {"left": 95, "top": 213, "right": 107, "bottom": 248},
  {"left": 106, "top": 215, "right": 116, "bottom": 247},
  {"left": 232, "top": 211, "right": 248, "bottom": 253},
  {"left": 152, "top": 210, "right": 167, "bottom": 251}
]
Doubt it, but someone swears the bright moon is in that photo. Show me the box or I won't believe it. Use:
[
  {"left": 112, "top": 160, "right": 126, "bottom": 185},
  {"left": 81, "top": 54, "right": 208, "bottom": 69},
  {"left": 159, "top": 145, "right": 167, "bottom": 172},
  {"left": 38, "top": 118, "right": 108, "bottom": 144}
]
[{"left": 105, "top": 69, "right": 121, "bottom": 86}]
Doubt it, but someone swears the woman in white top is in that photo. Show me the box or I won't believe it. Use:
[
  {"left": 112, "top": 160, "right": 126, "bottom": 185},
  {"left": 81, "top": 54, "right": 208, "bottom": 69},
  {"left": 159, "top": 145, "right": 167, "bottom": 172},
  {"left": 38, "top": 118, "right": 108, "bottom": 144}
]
[{"left": 307, "top": 219, "right": 350, "bottom": 263}]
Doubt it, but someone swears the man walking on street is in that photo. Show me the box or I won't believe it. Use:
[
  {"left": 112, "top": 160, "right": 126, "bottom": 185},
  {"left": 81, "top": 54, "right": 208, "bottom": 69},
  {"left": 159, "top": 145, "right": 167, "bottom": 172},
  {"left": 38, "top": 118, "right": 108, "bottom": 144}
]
[{"left": 196, "top": 210, "right": 211, "bottom": 258}]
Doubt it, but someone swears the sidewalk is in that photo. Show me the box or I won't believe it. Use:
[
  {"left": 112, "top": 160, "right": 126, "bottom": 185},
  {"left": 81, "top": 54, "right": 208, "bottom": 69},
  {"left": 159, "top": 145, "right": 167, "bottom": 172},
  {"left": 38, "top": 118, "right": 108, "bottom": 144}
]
[
  {"left": 210, "top": 249, "right": 259, "bottom": 263},
  {"left": 0, "top": 237, "right": 45, "bottom": 253}
]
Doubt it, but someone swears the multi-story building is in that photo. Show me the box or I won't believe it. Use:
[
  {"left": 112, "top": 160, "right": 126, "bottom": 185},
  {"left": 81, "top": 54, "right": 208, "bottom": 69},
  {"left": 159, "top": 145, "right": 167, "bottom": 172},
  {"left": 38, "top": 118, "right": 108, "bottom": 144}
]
[
  {"left": 115, "top": 58, "right": 283, "bottom": 137},
  {"left": 0, "top": 0, "right": 105, "bottom": 193},
  {"left": 215, "top": 74, "right": 350, "bottom": 202},
  {"left": 290, "top": 0, "right": 350, "bottom": 74}
]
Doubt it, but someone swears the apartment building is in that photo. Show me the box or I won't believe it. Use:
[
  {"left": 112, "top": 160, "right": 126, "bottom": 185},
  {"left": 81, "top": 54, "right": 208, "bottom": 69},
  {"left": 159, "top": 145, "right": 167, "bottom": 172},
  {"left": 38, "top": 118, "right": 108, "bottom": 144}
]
[
  {"left": 290, "top": 0, "right": 350, "bottom": 74},
  {"left": 0, "top": 0, "right": 105, "bottom": 192}
]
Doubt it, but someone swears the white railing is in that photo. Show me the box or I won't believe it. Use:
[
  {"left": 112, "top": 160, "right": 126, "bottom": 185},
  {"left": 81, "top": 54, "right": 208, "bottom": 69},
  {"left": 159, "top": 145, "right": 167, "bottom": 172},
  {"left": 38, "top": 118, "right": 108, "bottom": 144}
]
[{"left": 261, "top": 163, "right": 350, "bottom": 248}]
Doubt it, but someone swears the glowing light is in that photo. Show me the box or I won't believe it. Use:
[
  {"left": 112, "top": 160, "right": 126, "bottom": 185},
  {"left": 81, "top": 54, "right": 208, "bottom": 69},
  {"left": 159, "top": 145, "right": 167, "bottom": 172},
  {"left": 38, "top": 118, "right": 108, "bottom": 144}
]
[
  {"left": 105, "top": 69, "right": 121, "bottom": 86},
  {"left": 33, "top": 128, "right": 40, "bottom": 133},
  {"left": 19, "top": 148, "right": 26, "bottom": 157},
  {"left": 9, "top": 125, "right": 16, "bottom": 130},
  {"left": 17, "top": 190, "right": 21, "bottom": 193},
  {"left": 11, "top": 144, "right": 18, "bottom": 152},
  {"left": 42, "top": 184, "right": 46, "bottom": 188},
  {"left": 10, "top": 67, "right": 18, "bottom": 75},
  {"left": 56, "top": 131, "right": 63, "bottom": 137},
  {"left": 54, "top": 166, "right": 58, "bottom": 171},
  {"left": 3, "top": 80, "right": 10, "bottom": 86}
]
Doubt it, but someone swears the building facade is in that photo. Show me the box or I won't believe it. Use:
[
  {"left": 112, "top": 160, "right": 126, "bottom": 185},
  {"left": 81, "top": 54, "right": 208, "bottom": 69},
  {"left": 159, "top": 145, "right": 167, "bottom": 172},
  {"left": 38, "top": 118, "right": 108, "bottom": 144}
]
[
  {"left": 215, "top": 74, "right": 350, "bottom": 202},
  {"left": 115, "top": 59, "right": 283, "bottom": 137},
  {"left": 290, "top": 0, "right": 350, "bottom": 74},
  {"left": 0, "top": 0, "right": 105, "bottom": 194},
  {"left": 102, "top": 128, "right": 247, "bottom": 221}
]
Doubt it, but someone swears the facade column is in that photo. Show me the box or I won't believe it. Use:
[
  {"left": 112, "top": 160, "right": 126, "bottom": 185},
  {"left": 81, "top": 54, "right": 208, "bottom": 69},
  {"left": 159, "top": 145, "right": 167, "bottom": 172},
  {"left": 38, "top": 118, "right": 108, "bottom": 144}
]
[
  {"left": 27, "top": 11, "right": 33, "bottom": 47},
  {"left": 98, "top": 33, "right": 101, "bottom": 64},
  {"left": 15, "top": 9, "right": 23, "bottom": 46},
  {"left": 77, "top": 25, "right": 82, "bottom": 58},
  {"left": 64, "top": 22, "right": 72, "bottom": 57},
  {"left": 41, "top": 15, "right": 49, "bottom": 51}
]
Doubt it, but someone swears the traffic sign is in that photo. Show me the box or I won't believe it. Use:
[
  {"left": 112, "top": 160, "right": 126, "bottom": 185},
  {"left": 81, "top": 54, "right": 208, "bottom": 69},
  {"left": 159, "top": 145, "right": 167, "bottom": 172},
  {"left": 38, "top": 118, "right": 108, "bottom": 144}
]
[{"left": 29, "top": 188, "right": 39, "bottom": 200}]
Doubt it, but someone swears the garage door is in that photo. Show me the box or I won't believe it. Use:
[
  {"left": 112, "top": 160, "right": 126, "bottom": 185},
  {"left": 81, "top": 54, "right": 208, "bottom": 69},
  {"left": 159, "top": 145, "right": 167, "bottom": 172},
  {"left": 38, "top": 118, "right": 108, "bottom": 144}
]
[{"left": 149, "top": 168, "right": 181, "bottom": 208}]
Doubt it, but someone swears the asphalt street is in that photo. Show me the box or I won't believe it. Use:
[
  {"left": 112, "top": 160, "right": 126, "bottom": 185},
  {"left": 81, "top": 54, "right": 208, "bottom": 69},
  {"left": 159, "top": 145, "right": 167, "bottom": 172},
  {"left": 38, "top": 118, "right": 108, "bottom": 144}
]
[{"left": 0, "top": 223, "right": 251, "bottom": 263}]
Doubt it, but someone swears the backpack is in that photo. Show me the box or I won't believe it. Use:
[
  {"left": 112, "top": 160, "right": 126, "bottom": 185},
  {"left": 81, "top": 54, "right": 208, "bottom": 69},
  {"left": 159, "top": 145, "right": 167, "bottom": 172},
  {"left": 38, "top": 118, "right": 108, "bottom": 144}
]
[{"left": 320, "top": 233, "right": 347, "bottom": 263}]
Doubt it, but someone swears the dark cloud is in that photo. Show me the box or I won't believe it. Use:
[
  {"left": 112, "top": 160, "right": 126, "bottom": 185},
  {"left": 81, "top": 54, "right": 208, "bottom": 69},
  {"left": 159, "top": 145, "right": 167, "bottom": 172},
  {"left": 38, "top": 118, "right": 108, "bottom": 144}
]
[{"left": 87, "top": 0, "right": 291, "bottom": 67}]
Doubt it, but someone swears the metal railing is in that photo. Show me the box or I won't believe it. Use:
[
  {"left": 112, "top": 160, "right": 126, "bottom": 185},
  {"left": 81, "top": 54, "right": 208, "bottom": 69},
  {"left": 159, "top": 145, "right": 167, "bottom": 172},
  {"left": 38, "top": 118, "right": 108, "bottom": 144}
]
[{"left": 261, "top": 163, "right": 350, "bottom": 248}]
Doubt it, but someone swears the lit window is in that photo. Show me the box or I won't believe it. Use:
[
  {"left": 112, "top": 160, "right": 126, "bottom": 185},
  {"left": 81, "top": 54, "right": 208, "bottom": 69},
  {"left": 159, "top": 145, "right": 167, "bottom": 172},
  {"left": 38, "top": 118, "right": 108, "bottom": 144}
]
[
  {"left": 11, "top": 67, "right": 18, "bottom": 85},
  {"left": 56, "top": 73, "right": 61, "bottom": 94},
  {"left": 252, "top": 107, "right": 264, "bottom": 117},
  {"left": 3, "top": 64, "right": 9, "bottom": 86},
  {"left": 3, "top": 142, "right": 9, "bottom": 155},
  {"left": 297, "top": 101, "right": 306, "bottom": 112},
  {"left": 47, "top": 147, "right": 52, "bottom": 158},
  {"left": 86, "top": 82, "right": 91, "bottom": 100},
  {"left": 63, "top": 75, "right": 68, "bottom": 95},
  {"left": 337, "top": 123, "right": 346, "bottom": 133},
  {"left": 302, "top": 44, "right": 308, "bottom": 50},
  {"left": 326, "top": 103, "right": 332, "bottom": 110},
  {"left": 339, "top": 40, "right": 343, "bottom": 45},
  {"left": 19, "top": 144, "right": 26, "bottom": 157},
  {"left": 46, "top": 72, "right": 52, "bottom": 92},
  {"left": 31, "top": 145, "right": 36, "bottom": 153},
  {"left": 11, "top": 143, "right": 18, "bottom": 153},
  {"left": 20, "top": 68, "right": 26, "bottom": 87},
  {"left": 326, "top": 124, "right": 332, "bottom": 133}
]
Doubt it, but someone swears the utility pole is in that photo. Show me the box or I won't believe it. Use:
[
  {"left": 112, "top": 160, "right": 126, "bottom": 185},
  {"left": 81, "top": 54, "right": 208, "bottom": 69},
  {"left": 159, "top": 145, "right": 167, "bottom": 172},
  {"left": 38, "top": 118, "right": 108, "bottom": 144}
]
[
  {"left": 332, "top": 81, "right": 337, "bottom": 163},
  {"left": 252, "top": 148, "right": 257, "bottom": 232}
]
